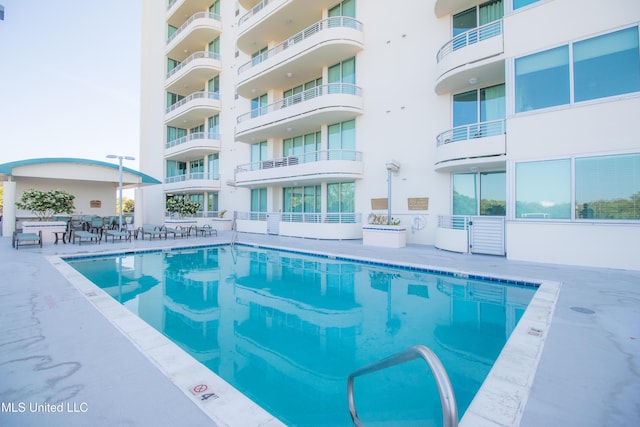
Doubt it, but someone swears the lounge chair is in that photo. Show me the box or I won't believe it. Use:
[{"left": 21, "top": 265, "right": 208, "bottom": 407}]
[
  {"left": 104, "top": 229, "right": 132, "bottom": 243},
  {"left": 161, "top": 225, "right": 190, "bottom": 239},
  {"left": 195, "top": 224, "right": 217, "bottom": 237},
  {"left": 12, "top": 230, "right": 43, "bottom": 250},
  {"left": 72, "top": 230, "right": 101, "bottom": 245},
  {"left": 136, "top": 225, "right": 167, "bottom": 240}
]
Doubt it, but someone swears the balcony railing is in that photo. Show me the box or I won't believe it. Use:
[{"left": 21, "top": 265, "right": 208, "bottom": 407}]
[
  {"left": 167, "top": 51, "right": 221, "bottom": 79},
  {"left": 166, "top": 91, "right": 220, "bottom": 114},
  {"left": 237, "top": 16, "right": 363, "bottom": 75},
  {"left": 166, "top": 131, "right": 220, "bottom": 149},
  {"left": 238, "top": 0, "right": 274, "bottom": 26},
  {"left": 165, "top": 172, "right": 218, "bottom": 183},
  {"left": 237, "top": 83, "right": 362, "bottom": 124},
  {"left": 167, "top": 12, "right": 221, "bottom": 45},
  {"left": 236, "top": 149, "right": 362, "bottom": 173},
  {"left": 237, "top": 211, "right": 362, "bottom": 224},
  {"left": 436, "top": 119, "right": 506, "bottom": 146},
  {"left": 436, "top": 20, "right": 503, "bottom": 63}
]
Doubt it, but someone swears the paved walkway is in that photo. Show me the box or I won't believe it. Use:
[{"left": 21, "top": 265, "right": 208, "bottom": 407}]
[{"left": 0, "top": 232, "right": 638, "bottom": 426}]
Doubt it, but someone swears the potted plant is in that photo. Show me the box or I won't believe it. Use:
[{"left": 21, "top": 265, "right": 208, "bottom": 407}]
[{"left": 362, "top": 212, "right": 407, "bottom": 248}]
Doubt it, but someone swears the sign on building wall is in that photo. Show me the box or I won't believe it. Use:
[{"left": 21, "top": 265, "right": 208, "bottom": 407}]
[
  {"left": 408, "top": 197, "right": 429, "bottom": 210},
  {"left": 90, "top": 200, "right": 102, "bottom": 208},
  {"left": 370, "top": 198, "right": 388, "bottom": 210}
]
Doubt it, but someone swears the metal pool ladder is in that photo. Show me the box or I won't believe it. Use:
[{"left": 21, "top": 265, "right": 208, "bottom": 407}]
[{"left": 347, "top": 345, "right": 458, "bottom": 427}]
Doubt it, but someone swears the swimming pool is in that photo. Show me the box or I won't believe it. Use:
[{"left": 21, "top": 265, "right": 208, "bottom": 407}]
[{"left": 65, "top": 245, "right": 538, "bottom": 426}]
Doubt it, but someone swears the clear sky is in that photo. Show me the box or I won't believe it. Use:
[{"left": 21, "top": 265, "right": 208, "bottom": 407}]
[{"left": 0, "top": 0, "right": 142, "bottom": 169}]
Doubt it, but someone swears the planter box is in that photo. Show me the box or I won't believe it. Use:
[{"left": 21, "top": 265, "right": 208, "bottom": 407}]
[
  {"left": 362, "top": 225, "right": 407, "bottom": 248},
  {"left": 22, "top": 221, "right": 67, "bottom": 244},
  {"left": 211, "top": 218, "right": 233, "bottom": 231}
]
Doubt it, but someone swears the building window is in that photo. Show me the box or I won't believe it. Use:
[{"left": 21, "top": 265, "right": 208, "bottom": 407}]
[
  {"left": 328, "top": 119, "right": 356, "bottom": 160},
  {"left": 515, "top": 26, "right": 640, "bottom": 112},
  {"left": 251, "top": 188, "right": 267, "bottom": 214},
  {"left": 283, "top": 132, "right": 321, "bottom": 163},
  {"left": 208, "top": 115, "right": 220, "bottom": 138},
  {"left": 251, "top": 141, "right": 267, "bottom": 170},
  {"left": 453, "top": 172, "right": 506, "bottom": 216},
  {"left": 208, "top": 192, "right": 219, "bottom": 214},
  {"left": 453, "top": 0, "right": 503, "bottom": 37},
  {"left": 208, "top": 153, "right": 219, "bottom": 180},
  {"left": 166, "top": 126, "right": 186, "bottom": 143},
  {"left": 575, "top": 153, "right": 640, "bottom": 220},
  {"left": 327, "top": 182, "right": 355, "bottom": 219},
  {"left": 574, "top": 27, "right": 640, "bottom": 102},
  {"left": 453, "top": 84, "right": 505, "bottom": 137},
  {"left": 166, "top": 160, "right": 187, "bottom": 177},
  {"left": 251, "top": 93, "right": 268, "bottom": 117},
  {"left": 283, "top": 185, "right": 321, "bottom": 221},
  {"left": 515, "top": 159, "right": 571, "bottom": 219},
  {"left": 328, "top": 57, "right": 356, "bottom": 93},
  {"left": 515, "top": 46, "right": 570, "bottom": 112},
  {"left": 329, "top": 0, "right": 355, "bottom": 18},
  {"left": 513, "top": 0, "right": 539, "bottom": 10}
]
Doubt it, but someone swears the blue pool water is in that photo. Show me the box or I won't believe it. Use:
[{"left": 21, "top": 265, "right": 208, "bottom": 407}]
[{"left": 66, "top": 245, "right": 537, "bottom": 426}]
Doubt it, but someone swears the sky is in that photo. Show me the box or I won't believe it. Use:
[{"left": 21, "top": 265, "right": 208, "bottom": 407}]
[{"left": 0, "top": 0, "right": 142, "bottom": 169}]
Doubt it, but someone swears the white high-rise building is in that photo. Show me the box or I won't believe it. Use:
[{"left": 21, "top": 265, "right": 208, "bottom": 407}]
[{"left": 139, "top": 0, "right": 640, "bottom": 270}]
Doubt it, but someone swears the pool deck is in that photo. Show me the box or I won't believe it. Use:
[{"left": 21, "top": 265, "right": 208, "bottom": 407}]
[{"left": 0, "top": 231, "right": 638, "bottom": 426}]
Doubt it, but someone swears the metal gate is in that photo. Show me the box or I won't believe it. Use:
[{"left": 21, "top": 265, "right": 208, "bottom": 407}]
[
  {"left": 469, "top": 216, "right": 505, "bottom": 256},
  {"left": 267, "top": 212, "right": 280, "bottom": 235}
]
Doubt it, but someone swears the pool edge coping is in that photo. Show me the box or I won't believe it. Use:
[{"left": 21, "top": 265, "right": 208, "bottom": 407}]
[{"left": 49, "top": 241, "right": 560, "bottom": 426}]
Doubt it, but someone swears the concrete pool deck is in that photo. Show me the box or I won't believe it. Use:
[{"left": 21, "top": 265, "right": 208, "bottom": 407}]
[{"left": 0, "top": 231, "right": 638, "bottom": 426}]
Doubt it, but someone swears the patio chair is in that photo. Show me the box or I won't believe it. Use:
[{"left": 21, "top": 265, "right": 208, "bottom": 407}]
[
  {"left": 161, "top": 225, "right": 190, "bottom": 239},
  {"left": 104, "top": 229, "right": 132, "bottom": 243},
  {"left": 195, "top": 224, "right": 217, "bottom": 237},
  {"left": 12, "top": 230, "right": 43, "bottom": 250},
  {"left": 72, "top": 230, "right": 101, "bottom": 245},
  {"left": 136, "top": 225, "right": 167, "bottom": 240}
]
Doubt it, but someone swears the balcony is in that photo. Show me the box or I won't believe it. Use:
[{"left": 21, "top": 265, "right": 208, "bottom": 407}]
[
  {"left": 164, "top": 172, "right": 221, "bottom": 193},
  {"left": 237, "top": 0, "right": 337, "bottom": 54},
  {"left": 166, "top": 51, "right": 221, "bottom": 97},
  {"left": 166, "top": 12, "right": 222, "bottom": 62},
  {"left": 167, "top": 0, "right": 213, "bottom": 25},
  {"left": 165, "top": 132, "right": 221, "bottom": 161},
  {"left": 165, "top": 91, "right": 221, "bottom": 128},
  {"left": 435, "top": 21, "right": 504, "bottom": 95},
  {"left": 234, "top": 149, "right": 364, "bottom": 187},
  {"left": 237, "top": 17, "right": 364, "bottom": 98},
  {"left": 235, "top": 83, "right": 363, "bottom": 143},
  {"left": 434, "top": 0, "right": 483, "bottom": 18},
  {"left": 434, "top": 120, "right": 507, "bottom": 172}
]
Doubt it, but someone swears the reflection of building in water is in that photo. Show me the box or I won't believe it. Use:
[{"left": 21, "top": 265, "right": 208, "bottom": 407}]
[
  {"left": 161, "top": 248, "right": 222, "bottom": 364},
  {"left": 436, "top": 277, "right": 534, "bottom": 360},
  {"left": 229, "top": 249, "right": 363, "bottom": 388}
]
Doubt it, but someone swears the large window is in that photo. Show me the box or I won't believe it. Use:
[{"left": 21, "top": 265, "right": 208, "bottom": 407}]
[
  {"left": 515, "top": 26, "right": 640, "bottom": 112},
  {"left": 328, "top": 57, "right": 356, "bottom": 92},
  {"left": 284, "top": 132, "right": 321, "bottom": 163},
  {"left": 251, "top": 141, "right": 267, "bottom": 170},
  {"left": 327, "top": 182, "right": 355, "bottom": 222},
  {"left": 251, "top": 93, "right": 268, "bottom": 117},
  {"left": 453, "top": 172, "right": 505, "bottom": 216},
  {"left": 283, "top": 185, "right": 321, "bottom": 221},
  {"left": 515, "top": 46, "right": 570, "bottom": 112},
  {"left": 453, "top": 84, "right": 505, "bottom": 137},
  {"left": 575, "top": 153, "right": 640, "bottom": 220},
  {"left": 515, "top": 159, "right": 572, "bottom": 219},
  {"left": 166, "top": 126, "right": 186, "bottom": 143},
  {"left": 251, "top": 188, "right": 267, "bottom": 215},
  {"left": 208, "top": 153, "right": 219, "bottom": 180},
  {"left": 328, "top": 119, "right": 356, "bottom": 160},
  {"left": 453, "top": 0, "right": 503, "bottom": 37},
  {"left": 574, "top": 27, "right": 640, "bottom": 102}
]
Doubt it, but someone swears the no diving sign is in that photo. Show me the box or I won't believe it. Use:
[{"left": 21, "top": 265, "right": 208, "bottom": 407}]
[{"left": 189, "top": 383, "right": 219, "bottom": 403}]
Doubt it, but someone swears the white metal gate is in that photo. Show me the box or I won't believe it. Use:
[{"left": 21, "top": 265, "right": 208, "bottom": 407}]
[
  {"left": 469, "top": 216, "right": 505, "bottom": 256},
  {"left": 267, "top": 213, "right": 280, "bottom": 235}
]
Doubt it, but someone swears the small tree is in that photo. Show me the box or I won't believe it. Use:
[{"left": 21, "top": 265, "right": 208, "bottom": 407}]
[
  {"left": 166, "top": 196, "right": 200, "bottom": 218},
  {"left": 15, "top": 188, "right": 75, "bottom": 221}
]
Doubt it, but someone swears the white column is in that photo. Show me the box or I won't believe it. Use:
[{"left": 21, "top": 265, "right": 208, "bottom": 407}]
[{"left": 2, "top": 180, "right": 16, "bottom": 236}]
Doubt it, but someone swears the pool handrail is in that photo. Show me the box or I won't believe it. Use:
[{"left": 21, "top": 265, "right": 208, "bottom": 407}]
[{"left": 347, "top": 345, "right": 458, "bottom": 427}]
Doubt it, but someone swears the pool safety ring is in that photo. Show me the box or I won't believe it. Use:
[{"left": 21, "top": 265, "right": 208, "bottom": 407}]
[{"left": 411, "top": 215, "right": 426, "bottom": 231}]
